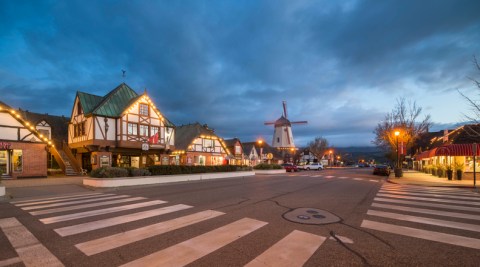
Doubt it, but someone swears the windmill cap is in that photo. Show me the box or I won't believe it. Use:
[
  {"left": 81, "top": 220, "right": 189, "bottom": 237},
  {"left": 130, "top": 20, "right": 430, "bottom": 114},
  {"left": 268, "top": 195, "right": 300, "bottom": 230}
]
[{"left": 275, "top": 116, "right": 291, "bottom": 126}]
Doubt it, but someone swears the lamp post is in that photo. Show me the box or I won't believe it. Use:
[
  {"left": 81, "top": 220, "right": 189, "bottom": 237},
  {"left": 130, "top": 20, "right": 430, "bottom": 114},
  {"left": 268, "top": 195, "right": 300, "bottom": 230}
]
[
  {"left": 257, "top": 139, "right": 264, "bottom": 164},
  {"left": 394, "top": 131, "right": 401, "bottom": 177},
  {"left": 329, "top": 150, "right": 333, "bottom": 168}
]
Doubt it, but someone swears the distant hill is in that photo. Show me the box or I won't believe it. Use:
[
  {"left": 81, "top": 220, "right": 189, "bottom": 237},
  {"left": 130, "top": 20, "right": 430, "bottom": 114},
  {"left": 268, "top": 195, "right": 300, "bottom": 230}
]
[{"left": 334, "top": 146, "right": 388, "bottom": 164}]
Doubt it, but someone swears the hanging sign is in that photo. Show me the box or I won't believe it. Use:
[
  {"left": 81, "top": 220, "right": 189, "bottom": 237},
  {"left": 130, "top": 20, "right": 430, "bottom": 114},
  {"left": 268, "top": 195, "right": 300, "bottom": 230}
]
[{"left": 142, "top": 143, "right": 149, "bottom": 151}]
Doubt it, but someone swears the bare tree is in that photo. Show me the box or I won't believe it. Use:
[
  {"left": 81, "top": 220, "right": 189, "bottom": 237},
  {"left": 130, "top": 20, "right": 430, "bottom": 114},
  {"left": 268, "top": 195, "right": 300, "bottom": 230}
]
[
  {"left": 373, "top": 98, "right": 431, "bottom": 156},
  {"left": 308, "top": 137, "right": 329, "bottom": 161},
  {"left": 458, "top": 55, "right": 480, "bottom": 136}
]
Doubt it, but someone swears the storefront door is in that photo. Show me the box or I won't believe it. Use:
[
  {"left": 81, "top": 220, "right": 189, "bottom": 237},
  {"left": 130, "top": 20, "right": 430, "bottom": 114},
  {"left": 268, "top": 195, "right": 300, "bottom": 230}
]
[
  {"left": 131, "top": 157, "right": 140, "bottom": 168},
  {"left": 0, "top": 150, "right": 10, "bottom": 176}
]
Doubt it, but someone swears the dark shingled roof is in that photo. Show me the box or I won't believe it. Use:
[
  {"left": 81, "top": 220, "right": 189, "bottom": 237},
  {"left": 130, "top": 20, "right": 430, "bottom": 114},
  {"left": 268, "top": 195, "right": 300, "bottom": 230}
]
[
  {"left": 0, "top": 101, "right": 70, "bottom": 148},
  {"left": 242, "top": 141, "right": 283, "bottom": 159},
  {"left": 175, "top": 123, "right": 221, "bottom": 150}
]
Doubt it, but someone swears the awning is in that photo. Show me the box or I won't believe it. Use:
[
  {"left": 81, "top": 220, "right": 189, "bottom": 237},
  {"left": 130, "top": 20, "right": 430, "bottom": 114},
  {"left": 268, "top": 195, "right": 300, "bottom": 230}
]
[
  {"left": 415, "top": 143, "right": 480, "bottom": 160},
  {"left": 435, "top": 144, "right": 480, "bottom": 156}
]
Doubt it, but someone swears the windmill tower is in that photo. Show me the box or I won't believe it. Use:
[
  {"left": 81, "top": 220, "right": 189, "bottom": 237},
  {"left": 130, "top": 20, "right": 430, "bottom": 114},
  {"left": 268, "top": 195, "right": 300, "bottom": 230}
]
[{"left": 264, "top": 101, "right": 307, "bottom": 149}]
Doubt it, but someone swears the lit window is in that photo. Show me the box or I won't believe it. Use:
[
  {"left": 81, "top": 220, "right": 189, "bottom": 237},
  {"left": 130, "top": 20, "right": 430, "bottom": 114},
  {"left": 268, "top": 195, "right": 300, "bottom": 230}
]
[
  {"left": 139, "top": 125, "right": 149, "bottom": 136},
  {"left": 139, "top": 104, "right": 149, "bottom": 116},
  {"left": 151, "top": 126, "right": 159, "bottom": 136},
  {"left": 128, "top": 123, "right": 138, "bottom": 135}
]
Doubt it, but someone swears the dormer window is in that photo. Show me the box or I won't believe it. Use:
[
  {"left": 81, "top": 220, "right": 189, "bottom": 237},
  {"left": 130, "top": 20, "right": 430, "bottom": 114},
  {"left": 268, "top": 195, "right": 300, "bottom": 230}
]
[{"left": 139, "top": 104, "right": 149, "bottom": 116}]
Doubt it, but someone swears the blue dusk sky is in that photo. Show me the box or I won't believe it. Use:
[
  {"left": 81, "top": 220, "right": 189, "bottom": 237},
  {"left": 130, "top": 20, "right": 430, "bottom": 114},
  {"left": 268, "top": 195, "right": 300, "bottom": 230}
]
[{"left": 1, "top": 0, "right": 479, "bottom": 147}]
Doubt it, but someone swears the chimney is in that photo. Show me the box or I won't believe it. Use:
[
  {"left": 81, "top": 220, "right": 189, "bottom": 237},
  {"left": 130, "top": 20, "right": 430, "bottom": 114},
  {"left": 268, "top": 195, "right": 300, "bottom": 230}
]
[{"left": 443, "top": 129, "right": 448, "bottom": 143}]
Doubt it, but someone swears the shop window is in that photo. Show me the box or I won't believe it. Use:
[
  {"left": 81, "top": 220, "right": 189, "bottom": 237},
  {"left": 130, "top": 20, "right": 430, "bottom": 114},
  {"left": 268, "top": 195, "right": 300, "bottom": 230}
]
[
  {"left": 139, "top": 125, "right": 149, "bottom": 137},
  {"left": 127, "top": 123, "right": 138, "bottom": 135},
  {"left": 139, "top": 104, "right": 149, "bottom": 116},
  {"left": 13, "top": 150, "right": 22, "bottom": 172}
]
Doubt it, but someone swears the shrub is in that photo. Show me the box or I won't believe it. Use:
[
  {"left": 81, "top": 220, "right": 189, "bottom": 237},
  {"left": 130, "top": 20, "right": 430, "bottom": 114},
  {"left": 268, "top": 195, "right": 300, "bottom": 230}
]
[
  {"left": 131, "top": 168, "right": 151, "bottom": 176},
  {"left": 90, "top": 167, "right": 128, "bottom": 178},
  {"left": 253, "top": 163, "right": 282, "bottom": 170},
  {"left": 148, "top": 165, "right": 247, "bottom": 175}
]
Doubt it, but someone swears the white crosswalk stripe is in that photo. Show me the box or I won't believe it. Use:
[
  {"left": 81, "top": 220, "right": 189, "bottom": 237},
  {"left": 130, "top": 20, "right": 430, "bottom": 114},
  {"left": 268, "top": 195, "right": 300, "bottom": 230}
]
[
  {"left": 362, "top": 184, "right": 480, "bottom": 249},
  {"left": 14, "top": 193, "right": 115, "bottom": 207},
  {"left": 19, "top": 192, "right": 328, "bottom": 265},
  {"left": 20, "top": 195, "right": 131, "bottom": 210}
]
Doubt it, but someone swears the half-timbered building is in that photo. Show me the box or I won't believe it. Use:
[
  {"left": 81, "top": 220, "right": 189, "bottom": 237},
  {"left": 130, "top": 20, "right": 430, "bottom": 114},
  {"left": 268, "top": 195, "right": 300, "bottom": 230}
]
[
  {"left": 224, "top": 138, "right": 247, "bottom": 165},
  {"left": 174, "top": 123, "right": 230, "bottom": 166},
  {"left": 0, "top": 101, "right": 58, "bottom": 179},
  {"left": 68, "top": 83, "right": 175, "bottom": 170}
]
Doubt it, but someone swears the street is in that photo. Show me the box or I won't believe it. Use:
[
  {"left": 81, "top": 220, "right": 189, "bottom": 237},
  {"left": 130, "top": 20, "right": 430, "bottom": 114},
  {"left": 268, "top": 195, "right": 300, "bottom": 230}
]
[{"left": 1, "top": 168, "right": 479, "bottom": 266}]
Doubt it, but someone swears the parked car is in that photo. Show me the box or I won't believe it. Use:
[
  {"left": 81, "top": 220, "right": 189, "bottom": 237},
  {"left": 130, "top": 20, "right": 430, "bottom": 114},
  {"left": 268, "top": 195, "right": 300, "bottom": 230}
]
[
  {"left": 299, "top": 162, "right": 324, "bottom": 170},
  {"left": 373, "top": 165, "right": 391, "bottom": 176},
  {"left": 281, "top": 163, "right": 298, "bottom": 172}
]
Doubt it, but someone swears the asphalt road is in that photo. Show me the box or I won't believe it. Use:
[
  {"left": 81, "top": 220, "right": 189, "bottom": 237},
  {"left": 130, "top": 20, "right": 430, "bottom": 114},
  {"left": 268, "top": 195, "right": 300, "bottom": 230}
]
[{"left": 1, "top": 168, "right": 479, "bottom": 266}]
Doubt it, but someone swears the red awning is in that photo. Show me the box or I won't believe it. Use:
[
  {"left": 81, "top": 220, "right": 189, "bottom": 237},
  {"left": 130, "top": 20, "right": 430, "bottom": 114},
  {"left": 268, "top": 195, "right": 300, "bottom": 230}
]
[
  {"left": 415, "top": 150, "right": 431, "bottom": 160},
  {"left": 435, "top": 144, "right": 480, "bottom": 156}
]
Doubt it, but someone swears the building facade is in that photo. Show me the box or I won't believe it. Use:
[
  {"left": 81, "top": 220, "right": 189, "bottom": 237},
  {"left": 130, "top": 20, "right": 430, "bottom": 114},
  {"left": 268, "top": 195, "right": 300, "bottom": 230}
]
[
  {"left": 174, "top": 123, "right": 230, "bottom": 166},
  {"left": 0, "top": 102, "right": 57, "bottom": 179},
  {"left": 68, "top": 83, "right": 175, "bottom": 170}
]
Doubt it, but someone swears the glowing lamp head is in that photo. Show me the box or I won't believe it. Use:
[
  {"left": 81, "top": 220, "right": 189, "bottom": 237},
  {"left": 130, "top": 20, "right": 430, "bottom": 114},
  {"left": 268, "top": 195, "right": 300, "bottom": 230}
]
[{"left": 394, "top": 131, "right": 400, "bottom": 136}]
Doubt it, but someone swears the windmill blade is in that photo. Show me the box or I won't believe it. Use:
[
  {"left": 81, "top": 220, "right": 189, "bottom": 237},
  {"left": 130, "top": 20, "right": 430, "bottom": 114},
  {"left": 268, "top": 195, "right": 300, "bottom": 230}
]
[
  {"left": 282, "top": 101, "right": 288, "bottom": 118},
  {"left": 264, "top": 121, "right": 275, "bottom": 125},
  {"left": 291, "top": 121, "right": 308, "bottom": 124}
]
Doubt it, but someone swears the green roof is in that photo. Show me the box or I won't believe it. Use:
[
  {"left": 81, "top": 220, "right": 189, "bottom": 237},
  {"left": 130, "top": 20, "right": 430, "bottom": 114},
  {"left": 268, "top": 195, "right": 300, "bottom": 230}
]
[
  {"left": 92, "top": 83, "right": 139, "bottom": 117},
  {"left": 77, "top": 83, "right": 175, "bottom": 127},
  {"left": 77, "top": 92, "right": 103, "bottom": 114}
]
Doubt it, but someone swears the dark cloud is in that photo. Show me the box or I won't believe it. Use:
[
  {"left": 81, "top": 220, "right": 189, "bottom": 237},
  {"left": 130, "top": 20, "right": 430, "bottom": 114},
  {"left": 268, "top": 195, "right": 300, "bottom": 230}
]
[{"left": 1, "top": 0, "right": 479, "bottom": 147}]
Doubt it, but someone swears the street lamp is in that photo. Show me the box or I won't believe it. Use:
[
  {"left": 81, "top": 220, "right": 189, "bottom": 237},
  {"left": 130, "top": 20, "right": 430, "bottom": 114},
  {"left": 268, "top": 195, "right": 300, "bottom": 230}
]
[
  {"left": 257, "top": 139, "right": 264, "bottom": 164},
  {"left": 394, "top": 131, "right": 401, "bottom": 177},
  {"left": 329, "top": 150, "right": 333, "bottom": 168}
]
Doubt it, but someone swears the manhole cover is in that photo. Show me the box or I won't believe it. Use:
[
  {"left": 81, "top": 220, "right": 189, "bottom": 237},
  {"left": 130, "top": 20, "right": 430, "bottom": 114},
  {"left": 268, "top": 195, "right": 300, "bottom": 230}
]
[{"left": 283, "top": 208, "right": 341, "bottom": 225}]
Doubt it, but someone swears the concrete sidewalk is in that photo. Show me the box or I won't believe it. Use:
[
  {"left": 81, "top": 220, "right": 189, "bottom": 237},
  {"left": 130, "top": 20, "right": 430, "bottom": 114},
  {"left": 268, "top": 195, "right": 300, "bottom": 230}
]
[{"left": 387, "top": 169, "right": 479, "bottom": 189}]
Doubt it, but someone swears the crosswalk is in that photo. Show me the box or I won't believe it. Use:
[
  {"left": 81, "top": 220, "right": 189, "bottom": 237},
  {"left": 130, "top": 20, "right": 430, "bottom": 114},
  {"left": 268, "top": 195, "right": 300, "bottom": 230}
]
[
  {"left": 361, "top": 183, "right": 480, "bottom": 249},
  {"left": 4, "top": 192, "right": 328, "bottom": 266},
  {"left": 286, "top": 173, "right": 381, "bottom": 182}
]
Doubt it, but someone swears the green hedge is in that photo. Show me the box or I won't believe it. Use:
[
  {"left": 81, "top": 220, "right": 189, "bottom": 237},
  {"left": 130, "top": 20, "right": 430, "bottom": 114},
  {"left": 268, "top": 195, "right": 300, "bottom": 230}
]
[
  {"left": 253, "top": 163, "right": 282, "bottom": 170},
  {"left": 90, "top": 167, "right": 151, "bottom": 178},
  {"left": 148, "top": 165, "right": 252, "bottom": 175}
]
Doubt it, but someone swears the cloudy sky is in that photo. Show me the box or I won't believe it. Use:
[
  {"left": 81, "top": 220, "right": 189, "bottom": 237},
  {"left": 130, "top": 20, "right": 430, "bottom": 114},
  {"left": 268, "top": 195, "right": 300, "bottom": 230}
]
[{"left": 1, "top": 0, "right": 479, "bottom": 147}]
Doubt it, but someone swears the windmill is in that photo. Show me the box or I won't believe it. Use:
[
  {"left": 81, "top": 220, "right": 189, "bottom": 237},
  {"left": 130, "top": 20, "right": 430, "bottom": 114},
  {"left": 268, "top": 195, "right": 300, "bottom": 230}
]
[{"left": 264, "top": 101, "right": 307, "bottom": 149}]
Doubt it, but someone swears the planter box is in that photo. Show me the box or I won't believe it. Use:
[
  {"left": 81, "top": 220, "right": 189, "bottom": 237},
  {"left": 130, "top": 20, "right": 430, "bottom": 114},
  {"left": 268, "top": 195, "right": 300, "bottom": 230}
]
[
  {"left": 254, "top": 169, "right": 286, "bottom": 175},
  {"left": 84, "top": 171, "right": 255, "bottom": 188},
  {"left": 0, "top": 185, "right": 5, "bottom": 197}
]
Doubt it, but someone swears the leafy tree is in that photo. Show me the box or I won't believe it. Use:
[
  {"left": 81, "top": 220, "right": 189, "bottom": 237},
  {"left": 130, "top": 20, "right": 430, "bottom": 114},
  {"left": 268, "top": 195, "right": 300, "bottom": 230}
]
[
  {"left": 307, "top": 137, "right": 329, "bottom": 161},
  {"left": 458, "top": 55, "right": 480, "bottom": 136},
  {"left": 373, "top": 98, "right": 431, "bottom": 159}
]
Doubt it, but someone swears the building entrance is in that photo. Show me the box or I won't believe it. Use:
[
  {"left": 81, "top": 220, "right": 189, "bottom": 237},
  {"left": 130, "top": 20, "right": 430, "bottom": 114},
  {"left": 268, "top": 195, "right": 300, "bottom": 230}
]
[{"left": 0, "top": 150, "right": 10, "bottom": 176}]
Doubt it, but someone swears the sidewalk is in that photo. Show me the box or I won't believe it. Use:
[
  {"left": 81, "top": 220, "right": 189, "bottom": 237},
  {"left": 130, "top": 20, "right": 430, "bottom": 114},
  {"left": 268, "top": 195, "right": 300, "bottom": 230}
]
[{"left": 387, "top": 169, "right": 479, "bottom": 189}]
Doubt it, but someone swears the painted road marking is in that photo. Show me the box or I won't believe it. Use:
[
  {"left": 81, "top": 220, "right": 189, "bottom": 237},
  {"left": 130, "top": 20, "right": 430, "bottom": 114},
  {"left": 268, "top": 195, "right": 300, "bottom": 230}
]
[
  {"left": 245, "top": 230, "right": 325, "bottom": 267},
  {"left": 361, "top": 220, "right": 480, "bottom": 250},
  {"left": 55, "top": 204, "right": 192, "bottom": 237},
  {"left": 40, "top": 200, "right": 167, "bottom": 224},
  {"left": 325, "top": 176, "right": 335, "bottom": 179},
  {"left": 381, "top": 185, "right": 477, "bottom": 195},
  {"left": 376, "top": 193, "right": 480, "bottom": 206},
  {"left": 10, "top": 192, "right": 104, "bottom": 204},
  {"left": 0, "top": 217, "right": 64, "bottom": 267},
  {"left": 21, "top": 195, "right": 130, "bottom": 210},
  {"left": 14, "top": 193, "right": 114, "bottom": 207},
  {"left": 379, "top": 190, "right": 480, "bottom": 201},
  {"left": 119, "top": 218, "right": 267, "bottom": 267},
  {"left": 30, "top": 197, "right": 147, "bottom": 216},
  {"left": 371, "top": 203, "right": 480, "bottom": 221},
  {"left": 381, "top": 188, "right": 479, "bottom": 197},
  {"left": 374, "top": 197, "right": 480, "bottom": 212},
  {"left": 0, "top": 257, "right": 22, "bottom": 267},
  {"left": 76, "top": 210, "right": 225, "bottom": 256},
  {"left": 367, "top": 209, "right": 480, "bottom": 232}
]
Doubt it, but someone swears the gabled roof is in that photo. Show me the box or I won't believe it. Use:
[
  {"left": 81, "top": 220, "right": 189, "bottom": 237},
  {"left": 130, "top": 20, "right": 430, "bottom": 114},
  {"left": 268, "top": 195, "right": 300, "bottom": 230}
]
[
  {"left": 90, "top": 83, "right": 139, "bottom": 117},
  {"left": 242, "top": 142, "right": 258, "bottom": 155},
  {"left": 76, "top": 83, "right": 175, "bottom": 127},
  {"left": 16, "top": 109, "right": 70, "bottom": 147},
  {"left": 77, "top": 92, "right": 103, "bottom": 114},
  {"left": 175, "top": 123, "right": 222, "bottom": 151}
]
